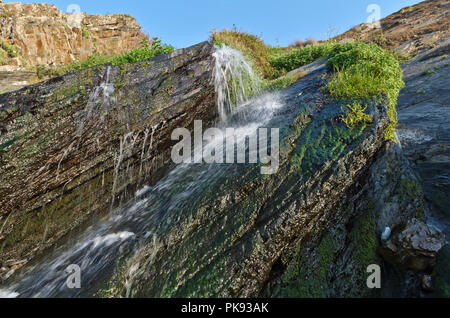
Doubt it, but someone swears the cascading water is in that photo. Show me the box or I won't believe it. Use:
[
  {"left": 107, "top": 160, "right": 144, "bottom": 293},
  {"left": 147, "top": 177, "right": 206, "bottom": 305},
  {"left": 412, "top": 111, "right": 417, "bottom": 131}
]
[
  {"left": 0, "top": 45, "right": 284, "bottom": 298},
  {"left": 212, "top": 45, "right": 262, "bottom": 121}
]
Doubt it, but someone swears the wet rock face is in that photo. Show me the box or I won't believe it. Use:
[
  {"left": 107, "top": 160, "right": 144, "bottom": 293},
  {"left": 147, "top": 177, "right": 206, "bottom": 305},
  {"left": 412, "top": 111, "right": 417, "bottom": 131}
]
[
  {"left": 109, "top": 62, "right": 398, "bottom": 298},
  {"left": 0, "top": 42, "right": 216, "bottom": 269},
  {"left": 396, "top": 37, "right": 450, "bottom": 237},
  {"left": 0, "top": 1, "right": 145, "bottom": 67},
  {"left": 380, "top": 219, "right": 446, "bottom": 271},
  {"left": 432, "top": 244, "right": 450, "bottom": 297},
  {"left": 264, "top": 141, "right": 426, "bottom": 298}
]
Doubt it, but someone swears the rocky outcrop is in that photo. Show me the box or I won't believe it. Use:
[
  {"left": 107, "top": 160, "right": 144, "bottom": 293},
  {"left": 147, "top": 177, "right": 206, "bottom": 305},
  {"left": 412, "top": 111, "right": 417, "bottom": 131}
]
[
  {"left": 432, "top": 244, "right": 450, "bottom": 297},
  {"left": 102, "top": 61, "right": 424, "bottom": 298},
  {"left": 0, "top": 42, "right": 216, "bottom": 270},
  {"left": 334, "top": 0, "right": 450, "bottom": 55},
  {"left": 0, "top": 1, "right": 146, "bottom": 93},
  {"left": 0, "top": 1, "right": 145, "bottom": 67},
  {"left": 263, "top": 140, "right": 427, "bottom": 298},
  {"left": 396, "top": 37, "right": 450, "bottom": 238}
]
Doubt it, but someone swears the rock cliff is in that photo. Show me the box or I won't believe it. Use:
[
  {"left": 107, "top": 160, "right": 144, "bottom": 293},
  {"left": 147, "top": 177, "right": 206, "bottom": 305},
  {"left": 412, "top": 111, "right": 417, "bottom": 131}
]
[
  {"left": 0, "top": 41, "right": 216, "bottom": 269},
  {"left": 0, "top": 1, "right": 145, "bottom": 67},
  {"left": 0, "top": 1, "right": 146, "bottom": 92}
]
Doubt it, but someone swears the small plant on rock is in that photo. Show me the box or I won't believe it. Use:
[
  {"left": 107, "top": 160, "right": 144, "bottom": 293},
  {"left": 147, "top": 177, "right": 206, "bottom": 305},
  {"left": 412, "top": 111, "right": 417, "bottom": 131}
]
[{"left": 341, "top": 102, "right": 373, "bottom": 129}]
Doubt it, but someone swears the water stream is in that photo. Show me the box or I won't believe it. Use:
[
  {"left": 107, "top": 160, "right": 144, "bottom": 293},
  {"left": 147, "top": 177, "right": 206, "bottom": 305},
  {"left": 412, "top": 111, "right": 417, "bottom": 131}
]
[{"left": 0, "top": 45, "right": 285, "bottom": 298}]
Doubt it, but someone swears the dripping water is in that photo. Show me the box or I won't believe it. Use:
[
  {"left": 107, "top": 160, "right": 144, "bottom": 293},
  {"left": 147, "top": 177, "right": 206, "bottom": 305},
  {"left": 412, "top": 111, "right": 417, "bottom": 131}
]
[{"left": 0, "top": 45, "right": 285, "bottom": 298}]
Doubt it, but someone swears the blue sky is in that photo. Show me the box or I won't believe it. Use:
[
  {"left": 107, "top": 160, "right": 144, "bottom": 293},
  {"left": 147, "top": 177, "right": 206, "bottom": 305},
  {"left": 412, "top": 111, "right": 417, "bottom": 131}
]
[{"left": 7, "top": 0, "right": 423, "bottom": 48}]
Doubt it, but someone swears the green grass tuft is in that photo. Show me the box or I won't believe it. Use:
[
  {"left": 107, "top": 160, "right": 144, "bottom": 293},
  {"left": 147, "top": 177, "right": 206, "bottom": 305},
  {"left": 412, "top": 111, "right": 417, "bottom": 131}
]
[
  {"left": 211, "top": 27, "right": 283, "bottom": 79},
  {"left": 323, "top": 42, "right": 404, "bottom": 141}
]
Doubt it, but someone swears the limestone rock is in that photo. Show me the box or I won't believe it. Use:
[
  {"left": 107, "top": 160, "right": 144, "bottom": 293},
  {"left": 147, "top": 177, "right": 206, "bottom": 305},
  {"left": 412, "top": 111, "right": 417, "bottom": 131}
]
[{"left": 0, "top": 1, "right": 146, "bottom": 67}]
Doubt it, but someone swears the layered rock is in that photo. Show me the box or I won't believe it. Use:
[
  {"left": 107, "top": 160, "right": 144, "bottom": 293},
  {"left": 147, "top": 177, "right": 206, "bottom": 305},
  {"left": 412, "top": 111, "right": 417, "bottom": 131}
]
[
  {"left": 0, "top": 1, "right": 147, "bottom": 93},
  {"left": 0, "top": 41, "right": 216, "bottom": 270}
]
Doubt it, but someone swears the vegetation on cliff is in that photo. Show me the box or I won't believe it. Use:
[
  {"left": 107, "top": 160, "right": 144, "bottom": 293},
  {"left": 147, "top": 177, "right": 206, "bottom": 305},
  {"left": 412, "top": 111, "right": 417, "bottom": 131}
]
[
  {"left": 36, "top": 38, "right": 174, "bottom": 79},
  {"left": 212, "top": 29, "right": 404, "bottom": 141},
  {"left": 0, "top": 40, "right": 23, "bottom": 65}
]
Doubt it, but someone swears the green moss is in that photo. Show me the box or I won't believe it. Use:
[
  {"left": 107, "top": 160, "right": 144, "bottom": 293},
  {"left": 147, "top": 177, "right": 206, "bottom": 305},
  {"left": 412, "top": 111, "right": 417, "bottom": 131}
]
[
  {"left": 399, "top": 178, "right": 421, "bottom": 201},
  {"left": 422, "top": 68, "right": 436, "bottom": 76},
  {"left": 269, "top": 42, "right": 336, "bottom": 74},
  {"left": 291, "top": 119, "right": 365, "bottom": 173},
  {"left": 350, "top": 204, "right": 379, "bottom": 274},
  {"left": 341, "top": 102, "right": 373, "bottom": 129},
  {"left": 416, "top": 89, "right": 426, "bottom": 95},
  {"left": 415, "top": 208, "right": 425, "bottom": 221}
]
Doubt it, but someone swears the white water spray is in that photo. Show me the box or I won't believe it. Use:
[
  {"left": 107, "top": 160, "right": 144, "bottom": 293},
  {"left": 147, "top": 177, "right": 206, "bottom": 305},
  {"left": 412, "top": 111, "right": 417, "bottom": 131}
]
[{"left": 212, "top": 45, "right": 262, "bottom": 121}]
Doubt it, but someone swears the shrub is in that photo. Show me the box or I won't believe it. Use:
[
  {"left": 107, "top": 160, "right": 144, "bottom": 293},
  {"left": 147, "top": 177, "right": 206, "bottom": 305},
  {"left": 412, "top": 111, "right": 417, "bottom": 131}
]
[
  {"left": 324, "top": 42, "right": 405, "bottom": 141},
  {"left": 341, "top": 102, "right": 373, "bottom": 129},
  {"left": 0, "top": 40, "right": 21, "bottom": 58}
]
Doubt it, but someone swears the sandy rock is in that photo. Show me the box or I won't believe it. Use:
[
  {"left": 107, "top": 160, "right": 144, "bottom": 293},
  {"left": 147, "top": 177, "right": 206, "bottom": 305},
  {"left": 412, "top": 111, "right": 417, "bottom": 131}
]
[{"left": 0, "top": 1, "right": 145, "bottom": 67}]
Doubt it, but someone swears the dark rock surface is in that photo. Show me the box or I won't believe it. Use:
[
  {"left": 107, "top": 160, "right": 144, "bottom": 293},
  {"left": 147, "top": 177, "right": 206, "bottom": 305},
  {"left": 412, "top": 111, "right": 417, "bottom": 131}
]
[
  {"left": 0, "top": 41, "right": 216, "bottom": 269},
  {"left": 397, "top": 37, "right": 450, "bottom": 237},
  {"left": 432, "top": 244, "right": 450, "bottom": 297},
  {"left": 104, "top": 61, "right": 426, "bottom": 298}
]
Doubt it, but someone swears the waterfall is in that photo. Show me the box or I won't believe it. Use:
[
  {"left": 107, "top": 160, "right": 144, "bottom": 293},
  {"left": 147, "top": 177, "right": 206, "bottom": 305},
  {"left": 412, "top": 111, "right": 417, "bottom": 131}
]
[
  {"left": 0, "top": 45, "right": 285, "bottom": 298},
  {"left": 212, "top": 45, "right": 262, "bottom": 121}
]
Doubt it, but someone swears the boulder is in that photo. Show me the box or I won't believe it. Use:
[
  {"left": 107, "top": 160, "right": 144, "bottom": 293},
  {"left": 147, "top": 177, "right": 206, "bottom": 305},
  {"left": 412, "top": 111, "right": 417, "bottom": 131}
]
[{"left": 380, "top": 218, "right": 446, "bottom": 271}]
